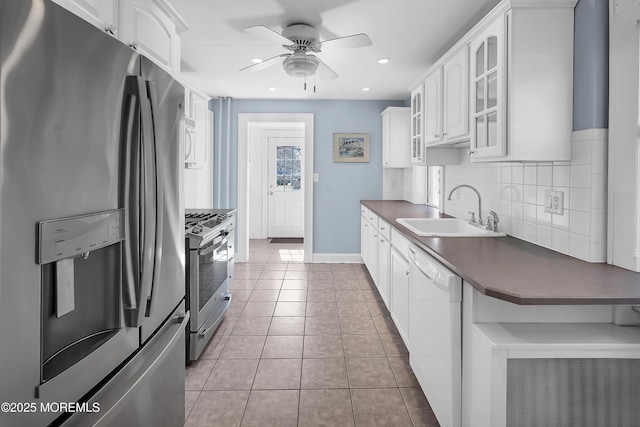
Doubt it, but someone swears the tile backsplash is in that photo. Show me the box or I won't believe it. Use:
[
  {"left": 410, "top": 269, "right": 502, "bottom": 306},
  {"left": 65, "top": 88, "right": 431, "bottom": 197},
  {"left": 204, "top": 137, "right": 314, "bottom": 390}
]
[{"left": 444, "top": 129, "right": 608, "bottom": 262}]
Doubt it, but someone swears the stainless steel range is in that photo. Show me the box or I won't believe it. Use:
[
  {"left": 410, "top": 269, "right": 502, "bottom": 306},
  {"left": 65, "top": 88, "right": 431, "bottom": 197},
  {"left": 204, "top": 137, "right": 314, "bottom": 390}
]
[{"left": 185, "top": 209, "right": 236, "bottom": 361}]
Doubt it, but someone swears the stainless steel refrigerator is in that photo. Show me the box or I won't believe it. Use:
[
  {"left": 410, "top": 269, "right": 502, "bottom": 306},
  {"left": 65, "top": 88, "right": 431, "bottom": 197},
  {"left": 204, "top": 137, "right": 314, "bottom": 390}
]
[{"left": 0, "top": 1, "right": 188, "bottom": 426}]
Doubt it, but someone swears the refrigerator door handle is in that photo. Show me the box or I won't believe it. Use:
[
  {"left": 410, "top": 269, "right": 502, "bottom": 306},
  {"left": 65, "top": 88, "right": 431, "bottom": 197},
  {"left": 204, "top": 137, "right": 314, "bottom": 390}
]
[
  {"left": 122, "top": 75, "right": 156, "bottom": 327},
  {"left": 138, "top": 76, "right": 157, "bottom": 321},
  {"left": 145, "top": 80, "right": 164, "bottom": 317},
  {"left": 122, "top": 93, "right": 141, "bottom": 314}
]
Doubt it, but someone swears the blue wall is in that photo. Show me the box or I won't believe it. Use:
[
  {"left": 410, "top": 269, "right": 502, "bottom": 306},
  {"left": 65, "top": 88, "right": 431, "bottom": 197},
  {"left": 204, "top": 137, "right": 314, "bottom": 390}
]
[
  {"left": 209, "top": 99, "right": 405, "bottom": 254},
  {"left": 573, "top": 0, "right": 609, "bottom": 130}
]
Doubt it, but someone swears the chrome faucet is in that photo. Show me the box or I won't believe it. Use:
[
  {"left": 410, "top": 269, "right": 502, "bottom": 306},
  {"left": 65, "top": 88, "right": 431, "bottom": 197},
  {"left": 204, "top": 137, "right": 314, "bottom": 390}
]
[
  {"left": 447, "top": 184, "right": 483, "bottom": 226},
  {"left": 486, "top": 211, "right": 499, "bottom": 232}
]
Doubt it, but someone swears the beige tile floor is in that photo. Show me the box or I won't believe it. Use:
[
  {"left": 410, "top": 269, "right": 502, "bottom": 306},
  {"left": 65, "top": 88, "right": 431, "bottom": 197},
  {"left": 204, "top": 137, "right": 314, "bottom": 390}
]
[{"left": 184, "top": 239, "right": 440, "bottom": 427}]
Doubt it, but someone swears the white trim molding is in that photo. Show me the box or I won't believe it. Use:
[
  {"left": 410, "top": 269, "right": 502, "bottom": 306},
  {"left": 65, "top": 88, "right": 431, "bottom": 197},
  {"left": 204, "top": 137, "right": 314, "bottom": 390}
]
[
  {"left": 312, "top": 253, "right": 364, "bottom": 264},
  {"left": 237, "top": 113, "right": 314, "bottom": 263}
]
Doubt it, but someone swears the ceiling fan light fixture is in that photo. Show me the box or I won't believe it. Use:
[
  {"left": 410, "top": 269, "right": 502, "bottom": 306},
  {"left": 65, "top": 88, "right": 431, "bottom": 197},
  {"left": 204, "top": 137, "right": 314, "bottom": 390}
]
[
  {"left": 282, "top": 52, "right": 319, "bottom": 78},
  {"left": 377, "top": 58, "right": 390, "bottom": 64}
]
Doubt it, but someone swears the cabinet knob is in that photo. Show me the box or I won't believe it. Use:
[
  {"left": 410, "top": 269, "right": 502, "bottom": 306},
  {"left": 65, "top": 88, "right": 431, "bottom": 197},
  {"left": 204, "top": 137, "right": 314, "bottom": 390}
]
[
  {"left": 468, "top": 149, "right": 475, "bottom": 155},
  {"left": 405, "top": 271, "right": 410, "bottom": 276},
  {"left": 129, "top": 41, "right": 139, "bottom": 51},
  {"left": 434, "top": 133, "right": 440, "bottom": 138},
  {"left": 104, "top": 25, "right": 117, "bottom": 36}
]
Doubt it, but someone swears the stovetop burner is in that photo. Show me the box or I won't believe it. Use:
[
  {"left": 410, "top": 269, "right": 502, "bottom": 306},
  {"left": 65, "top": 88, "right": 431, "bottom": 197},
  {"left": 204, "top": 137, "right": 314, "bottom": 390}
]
[{"left": 184, "top": 209, "right": 235, "bottom": 248}]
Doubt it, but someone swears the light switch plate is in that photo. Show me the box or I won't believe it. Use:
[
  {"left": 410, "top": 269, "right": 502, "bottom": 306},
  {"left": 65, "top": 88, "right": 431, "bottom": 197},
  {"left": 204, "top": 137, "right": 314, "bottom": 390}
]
[{"left": 544, "top": 190, "right": 564, "bottom": 215}]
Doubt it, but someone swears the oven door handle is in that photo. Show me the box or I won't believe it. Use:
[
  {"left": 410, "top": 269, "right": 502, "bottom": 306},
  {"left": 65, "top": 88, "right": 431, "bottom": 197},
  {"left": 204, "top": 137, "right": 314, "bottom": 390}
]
[{"left": 198, "top": 237, "right": 225, "bottom": 256}]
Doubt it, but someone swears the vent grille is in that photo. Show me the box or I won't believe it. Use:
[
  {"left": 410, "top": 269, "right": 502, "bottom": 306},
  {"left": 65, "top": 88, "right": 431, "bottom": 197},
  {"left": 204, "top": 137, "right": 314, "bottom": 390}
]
[
  {"left": 292, "top": 39, "right": 313, "bottom": 48},
  {"left": 507, "top": 359, "right": 640, "bottom": 427}
]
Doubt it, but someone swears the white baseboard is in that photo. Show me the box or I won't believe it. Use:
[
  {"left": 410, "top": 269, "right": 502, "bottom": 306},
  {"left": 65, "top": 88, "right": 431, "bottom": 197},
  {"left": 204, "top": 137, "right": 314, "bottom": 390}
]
[{"left": 312, "top": 253, "right": 364, "bottom": 263}]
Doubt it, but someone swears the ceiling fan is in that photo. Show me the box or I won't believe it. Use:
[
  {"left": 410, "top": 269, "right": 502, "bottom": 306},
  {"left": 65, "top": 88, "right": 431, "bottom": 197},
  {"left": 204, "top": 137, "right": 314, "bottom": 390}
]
[{"left": 239, "top": 23, "right": 372, "bottom": 89}]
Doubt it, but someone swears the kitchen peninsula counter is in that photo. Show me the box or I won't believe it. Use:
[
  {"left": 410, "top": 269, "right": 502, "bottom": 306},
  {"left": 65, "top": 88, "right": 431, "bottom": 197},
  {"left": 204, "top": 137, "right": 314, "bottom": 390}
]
[{"left": 362, "top": 200, "right": 640, "bottom": 305}]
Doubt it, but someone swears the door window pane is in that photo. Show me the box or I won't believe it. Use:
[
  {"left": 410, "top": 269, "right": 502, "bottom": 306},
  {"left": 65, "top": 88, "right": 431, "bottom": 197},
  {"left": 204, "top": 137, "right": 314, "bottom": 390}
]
[
  {"left": 487, "top": 36, "right": 498, "bottom": 70},
  {"left": 487, "top": 112, "right": 497, "bottom": 147},
  {"left": 475, "top": 42, "right": 485, "bottom": 78},
  {"left": 487, "top": 71, "right": 498, "bottom": 109},
  {"left": 475, "top": 79, "right": 485, "bottom": 113},
  {"left": 275, "top": 145, "right": 302, "bottom": 191},
  {"left": 476, "top": 116, "right": 486, "bottom": 149}
]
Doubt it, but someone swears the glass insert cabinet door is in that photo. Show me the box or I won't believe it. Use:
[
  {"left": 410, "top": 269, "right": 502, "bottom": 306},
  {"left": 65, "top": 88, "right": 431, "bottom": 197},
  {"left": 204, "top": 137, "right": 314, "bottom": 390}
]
[
  {"left": 411, "top": 85, "right": 425, "bottom": 164},
  {"left": 470, "top": 14, "right": 505, "bottom": 159}
]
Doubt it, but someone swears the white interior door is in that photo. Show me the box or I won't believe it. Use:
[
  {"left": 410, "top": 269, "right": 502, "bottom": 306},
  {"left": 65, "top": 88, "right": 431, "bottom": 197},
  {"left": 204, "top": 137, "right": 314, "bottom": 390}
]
[{"left": 267, "top": 137, "right": 304, "bottom": 238}]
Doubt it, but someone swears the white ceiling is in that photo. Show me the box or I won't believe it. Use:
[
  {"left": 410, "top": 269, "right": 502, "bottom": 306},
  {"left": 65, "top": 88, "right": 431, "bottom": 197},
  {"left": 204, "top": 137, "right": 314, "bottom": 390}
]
[{"left": 170, "top": 0, "right": 501, "bottom": 100}]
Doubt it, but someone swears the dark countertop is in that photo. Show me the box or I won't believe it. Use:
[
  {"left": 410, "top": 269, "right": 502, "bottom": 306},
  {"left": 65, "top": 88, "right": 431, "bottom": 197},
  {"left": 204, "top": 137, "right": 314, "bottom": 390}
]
[{"left": 362, "top": 200, "right": 640, "bottom": 305}]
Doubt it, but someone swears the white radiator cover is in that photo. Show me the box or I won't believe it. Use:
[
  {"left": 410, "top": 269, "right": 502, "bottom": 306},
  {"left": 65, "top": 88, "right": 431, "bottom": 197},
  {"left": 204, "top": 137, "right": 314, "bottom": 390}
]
[{"left": 506, "top": 358, "right": 640, "bottom": 427}]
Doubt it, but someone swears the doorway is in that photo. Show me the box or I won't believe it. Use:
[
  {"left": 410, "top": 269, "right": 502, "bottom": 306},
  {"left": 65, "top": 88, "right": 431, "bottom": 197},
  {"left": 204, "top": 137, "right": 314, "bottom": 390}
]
[
  {"left": 267, "top": 136, "right": 304, "bottom": 238},
  {"left": 237, "top": 113, "right": 314, "bottom": 262},
  {"left": 248, "top": 127, "right": 305, "bottom": 240}
]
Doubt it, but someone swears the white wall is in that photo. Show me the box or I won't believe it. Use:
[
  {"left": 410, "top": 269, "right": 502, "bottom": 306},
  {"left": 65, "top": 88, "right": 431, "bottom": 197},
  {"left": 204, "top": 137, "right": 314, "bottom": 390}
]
[{"left": 443, "top": 129, "right": 607, "bottom": 263}]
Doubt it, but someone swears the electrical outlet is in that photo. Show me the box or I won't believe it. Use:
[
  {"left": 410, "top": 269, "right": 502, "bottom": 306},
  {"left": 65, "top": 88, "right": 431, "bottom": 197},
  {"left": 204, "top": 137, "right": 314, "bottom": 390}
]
[{"left": 544, "top": 190, "right": 564, "bottom": 215}]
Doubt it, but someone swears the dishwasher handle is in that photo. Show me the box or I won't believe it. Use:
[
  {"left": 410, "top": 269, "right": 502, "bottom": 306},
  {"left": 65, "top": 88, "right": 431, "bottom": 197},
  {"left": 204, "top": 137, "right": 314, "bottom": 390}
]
[{"left": 408, "top": 244, "right": 462, "bottom": 302}]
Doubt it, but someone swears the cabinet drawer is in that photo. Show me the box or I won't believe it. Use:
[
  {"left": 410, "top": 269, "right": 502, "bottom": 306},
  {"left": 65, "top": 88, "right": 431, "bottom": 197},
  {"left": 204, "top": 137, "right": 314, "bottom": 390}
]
[
  {"left": 368, "top": 212, "right": 379, "bottom": 230},
  {"left": 391, "top": 227, "right": 412, "bottom": 259},
  {"left": 378, "top": 219, "right": 391, "bottom": 240}
]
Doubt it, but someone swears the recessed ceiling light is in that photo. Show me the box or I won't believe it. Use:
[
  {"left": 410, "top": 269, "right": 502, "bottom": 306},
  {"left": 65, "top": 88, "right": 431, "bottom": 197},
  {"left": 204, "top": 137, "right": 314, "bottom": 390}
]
[
  {"left": 377, "top": 58, "right": 390, "bottom": 64},
  {"left": 268, "top": 87, "right": 277, "bottom": 91},
  {"left": 251, "top": 58, "right": 263, "bottom": 63},
  {"left": 362, "top": 87, "right": 371, "bottom": 91}
]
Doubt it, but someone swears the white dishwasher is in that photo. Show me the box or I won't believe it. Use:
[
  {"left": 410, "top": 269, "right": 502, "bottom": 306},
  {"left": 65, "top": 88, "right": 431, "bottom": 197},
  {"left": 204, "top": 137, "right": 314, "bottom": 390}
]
[{"left": 407, "top": 243, "right": 462, "bottom": 427}]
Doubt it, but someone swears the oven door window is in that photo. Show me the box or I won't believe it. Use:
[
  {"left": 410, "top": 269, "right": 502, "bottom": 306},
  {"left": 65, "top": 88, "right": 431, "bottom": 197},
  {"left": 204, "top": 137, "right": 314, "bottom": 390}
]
[{"left": 198, "top": 237, "right": 228, "bottom": 310}]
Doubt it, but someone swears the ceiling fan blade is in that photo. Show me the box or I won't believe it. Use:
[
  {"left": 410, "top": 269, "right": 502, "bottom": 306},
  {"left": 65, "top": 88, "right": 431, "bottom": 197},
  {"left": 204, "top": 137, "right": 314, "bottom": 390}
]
[
  {"left": 315, "top": 57, "right": 339, "bottom": 80},
  {"left": 239, "top": 53, "right": 290, "bottom": 72},
  {"left": 312, "top": 33, "right": 372, "bottom": 52},
  {"left": 243, "top": 25, "right": 292, "bottom": 46}
]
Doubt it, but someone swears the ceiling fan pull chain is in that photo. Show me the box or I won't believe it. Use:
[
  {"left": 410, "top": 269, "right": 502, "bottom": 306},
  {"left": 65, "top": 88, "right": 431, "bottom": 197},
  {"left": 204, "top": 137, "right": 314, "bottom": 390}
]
[{"left": 314, "top": 72, "right": 317, "bottom": 93}]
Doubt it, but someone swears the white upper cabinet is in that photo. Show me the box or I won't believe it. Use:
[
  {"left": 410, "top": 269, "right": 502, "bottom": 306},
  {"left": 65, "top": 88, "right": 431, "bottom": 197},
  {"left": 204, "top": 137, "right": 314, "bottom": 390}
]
[
  {"left": 382, "top": 107, "right": 411, "bottom": 168},
  {"left": 469, "top": 16, "right": 505, "bottom": 159},
  {"left": 424, "top": 46, "right": 469, "bottom": 147},
  {"left": 410, "top": 86, "right": 425, "bottom": 165},
  {"left": 469, "top": 1, "right": 575, "bottom": 162},
  {"left": 52, "top": 0, "right": 119, "bottom": 36},
  {"left": 411, "top": 0, "right": 575, "bottom": 163},
  {"left": 423, "top": 69, "right": 442, "bottom": 146},
  {"left": 119, "top": 0, "right": 185, "bottom": 74},
  {"left": 53, "top": 0, "right": 187, "bottom": 75},
  {"left": 443, "top": 46, "right": 469, "bottom": 142}
]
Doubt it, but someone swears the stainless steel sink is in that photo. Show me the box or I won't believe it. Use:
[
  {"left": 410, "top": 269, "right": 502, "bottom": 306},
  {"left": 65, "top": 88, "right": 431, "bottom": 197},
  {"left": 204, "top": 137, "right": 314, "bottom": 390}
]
[{"left": 395, "top": 218, "right": 506, "bottom": 237}]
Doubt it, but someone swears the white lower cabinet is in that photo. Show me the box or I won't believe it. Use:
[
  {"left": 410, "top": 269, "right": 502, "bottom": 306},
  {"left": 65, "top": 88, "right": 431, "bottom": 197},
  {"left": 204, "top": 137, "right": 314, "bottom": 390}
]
[
  {"left": 360, "top": 213, "right": 369, "bottom": 266},
  {"left": 377, "top": 234, "right": 390, "bottom": 307},
  {"left": 389, "top": 247, "right": 410, "bottom": 346},
  {"left": 366, "top": 221, "right": 379, "bottom": 284}
]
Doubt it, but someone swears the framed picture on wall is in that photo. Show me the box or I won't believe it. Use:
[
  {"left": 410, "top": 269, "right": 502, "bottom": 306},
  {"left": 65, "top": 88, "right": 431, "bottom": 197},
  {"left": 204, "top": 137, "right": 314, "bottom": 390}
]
[{"left": 333, "top": 133, "right": 370, "bottom": 163}]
